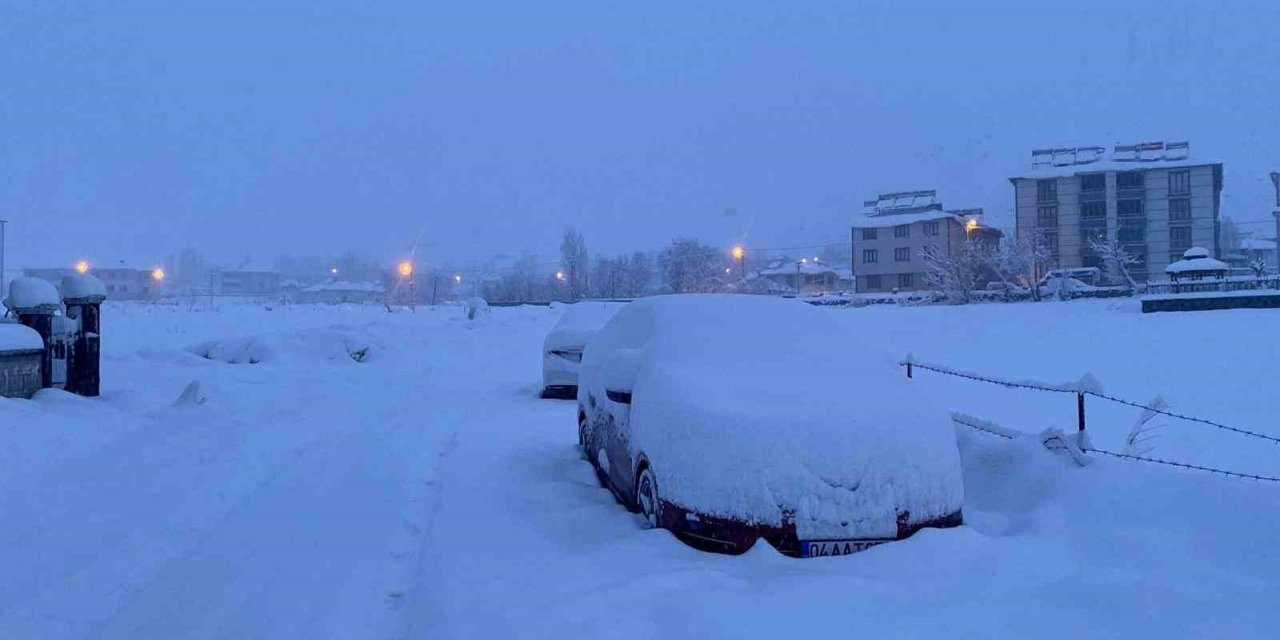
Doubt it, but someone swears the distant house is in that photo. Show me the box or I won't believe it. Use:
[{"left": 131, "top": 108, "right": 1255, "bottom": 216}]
[
  {"left": 212, "top": 270, "right": 281, "bottom": 296},
  {"left": 295, "top": 280, "right": 385, "bottom": 304},
  {"left": 24, "top": 265, "right": 158, "bottom": 299},
  {"left": 1224, "top": 237, "right": 1277, "bottom": 269},
  {"left": 851, "top": 190, "right": 991, "bottom": 293},
  {"left": 755, "top": 259, "right": 849, "bottom": 296}
]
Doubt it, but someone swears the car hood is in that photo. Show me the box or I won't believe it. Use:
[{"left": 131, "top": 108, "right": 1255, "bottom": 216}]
[{"left": 627, "top": 351, "right": 964, "bottom": 540}]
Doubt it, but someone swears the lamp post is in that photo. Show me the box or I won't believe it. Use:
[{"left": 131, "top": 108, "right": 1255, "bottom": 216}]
[
  {"left": 0, "top": 219, "right": 6, "bottom": 294},
  {"left": 795, "top": 258, "right": 807, "bottom": 297},
  {"left": 398, "top": 260, "right": 415, "bottom": 311},
  {"left": 731, "top": 245, "right": 746, "bottom": 292}
]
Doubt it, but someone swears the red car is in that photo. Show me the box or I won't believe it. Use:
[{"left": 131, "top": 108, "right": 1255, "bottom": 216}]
[{"left": 576, "top": 295, "right": 964, "bottom": 557}]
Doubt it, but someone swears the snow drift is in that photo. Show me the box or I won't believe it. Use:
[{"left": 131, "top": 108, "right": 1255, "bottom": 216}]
[{"left": 188, "top": 327, "right": 377, "bottom": 365}]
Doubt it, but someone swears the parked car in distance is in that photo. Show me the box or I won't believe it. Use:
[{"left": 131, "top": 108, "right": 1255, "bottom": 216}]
[
  {"left": 577, "top": 294, "right": 964, "bottom": 558},
  {"left": 541, "top": 302, "right": 623, "bottom": 399},
  {"left": 1039, "top": 267, "right": 1102, "bottom": 288}
]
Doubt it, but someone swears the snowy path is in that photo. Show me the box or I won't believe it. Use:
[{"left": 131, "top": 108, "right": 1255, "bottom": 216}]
[{"left": 1, "top": 302, "right": 1278, "bottom": 639}]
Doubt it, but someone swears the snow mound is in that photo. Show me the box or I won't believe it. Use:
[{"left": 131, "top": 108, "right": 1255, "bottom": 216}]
[
  {"left": 60, "top": 274, "right": 107, "bottom": 302},
  {"left": 188, "top": 327, "right": 376, "bottom": 365},
  {"left": 5, "top": 277, "right": 61, "bottom": 312},
  {"left": 464, "top": 297, "right": 489, "bottom": 320},
  {"left": 580, "top": 295, "right": 964, "bottom": 540},
  {"left": 0, "top": 322, "right": 44, "bottom": 353}
]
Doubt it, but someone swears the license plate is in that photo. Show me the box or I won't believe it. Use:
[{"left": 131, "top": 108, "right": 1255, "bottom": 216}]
[{"left": 800, "top": 539, "right": 891, "bottom": 558}]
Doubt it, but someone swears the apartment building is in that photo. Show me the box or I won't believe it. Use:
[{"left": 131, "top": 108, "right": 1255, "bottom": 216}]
[
  {"left": 850, "top": 190, "right": 984, "bottom": 293},
  {"left": 1009, "top": 142, "right": 1223, "bottom": 282}
]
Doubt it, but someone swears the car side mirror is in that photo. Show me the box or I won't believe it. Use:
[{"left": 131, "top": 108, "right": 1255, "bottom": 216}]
[{"left": 602, "top": 347, "right": 641, "bottom": 404}]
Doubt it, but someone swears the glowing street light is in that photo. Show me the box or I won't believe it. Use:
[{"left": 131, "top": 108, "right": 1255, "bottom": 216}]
[
  {"left": 398, "top": 260, "right": 415, "bottom": 277},
  {"left": 331, "top": 267, "right": 339, "bottom": 276},
  {"left": 731, "top": 245, "right": 747, "bottom": 292},
  {"left": 454, "top": 274, "right": 462, "bottom": 284},
  {"left": 966, "top": 218, "right": 980, "bottom": 233},
  {"left": 555, "top": 271, "right": 565, "bottom": 281},
  {"left": 150, "top": 268, "right": 165, "bottom": 282},
  {"left": 75, "top": 260, "right": 90, "bottom": 274}
]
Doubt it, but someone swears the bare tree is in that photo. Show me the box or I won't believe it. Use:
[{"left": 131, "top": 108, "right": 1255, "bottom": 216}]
[
  {"left": 623, "top": 251, "right": 653, "bottom": 297},
  {"left": 559, "top": 226, "right": 589, "bottom": 300},
  {"left": 659, "top": 239, "right": 723, "bottom": 293},
  {"left": 1087, "top": 236, "right": 1141, "bottom": 293},
  {"left": 921, "top": 239, "right": 986, "bottom": 304},
  {"left": 1250, "top": 257, "right": 1268, "bottom": 278},
  {"left": 989, "top": 231, "right": 1054, "bottom": 301}
]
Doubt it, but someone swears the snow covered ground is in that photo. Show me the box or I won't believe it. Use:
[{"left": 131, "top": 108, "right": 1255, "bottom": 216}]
[{"left": 0, "top": 297, "right": 1277, "bottom": 638}]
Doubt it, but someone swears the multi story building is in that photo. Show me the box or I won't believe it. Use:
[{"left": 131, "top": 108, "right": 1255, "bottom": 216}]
[
  {"left": 212, "top": 270, "right": 281, "bottom": 296},
  {"left": 1009, "top": 141, "right": 1223, "bottom": 282},
  {"left": 850, "top": 190, "right": 987, "bottom": 293}
]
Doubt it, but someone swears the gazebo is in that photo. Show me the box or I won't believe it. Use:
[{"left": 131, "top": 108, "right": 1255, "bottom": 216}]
[{"left": 1165, "top": 247, "right": 1229, "bottom": 282}]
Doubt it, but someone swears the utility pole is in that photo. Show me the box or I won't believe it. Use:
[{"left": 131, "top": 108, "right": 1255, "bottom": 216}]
[
  {"left": 1271, "top": 172, "right": 1280, "bottom": 271},
  {"left": 0, "top": 219, "right": 7, "bottom": 296}
]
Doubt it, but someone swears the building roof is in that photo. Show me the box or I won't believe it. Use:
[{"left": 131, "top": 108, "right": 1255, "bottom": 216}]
[
  {"left": 1239, "top": 238, "right": 1277, "bottom": 252},
  {"left": 1010, "top": 158, "right": 1222, "bottom": 181},
  {"left": 757, "top": 260, "right": 842, "bottom": 277}
]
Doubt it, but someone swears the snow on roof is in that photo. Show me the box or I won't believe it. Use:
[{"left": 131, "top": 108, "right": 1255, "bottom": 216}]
[
  {"left": 1012, "top": 157, "right": 1221, "bottom": 180},
  {"left": 302, "top": 280, "right": 385, "bottom": 293},
  {"left": 852, "top": 210, "right": 963, "bottom": 229},
  {"left": 1166, "top": 257, "right": 1229, "bottom": 275},
  {"left": 757, "top": 261, "right": 841, "bottom": 276},
  {"left": 1239, "top": 238, "right": 1277, "bottom": 251},
  {"left": 5, "top": 277, "right": 61, "bottom": 312},
  {"left": 60, "top": 274, "right": 107, "bottom": 302},
  {"left": 579, "top": 295, "right": 964, "bottom": 539},
  {"left": 0, "top": 321, "right": 44, "bottom": 353}
]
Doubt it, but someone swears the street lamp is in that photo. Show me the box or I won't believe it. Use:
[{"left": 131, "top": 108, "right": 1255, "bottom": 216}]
[
  {"left": 398, "top": 260, "right": 416, "bottom": 311},
  {"left": 454, "top": 274, "right": 461, "bottom": 284},
  {"left": 731, "top": 245, "right": 746, "bottom": 292},
  {"left": 331, "top": 267, "right": 339, "bottom": 276},
  {"left": 555, "top": 271, "right": 565, "bottom": 281},
  {"left": 75, "top": 260, "right": 90, "bottom": 274},
  {"left": 151, "top": 268, "right": 165, "bottom": 282}
]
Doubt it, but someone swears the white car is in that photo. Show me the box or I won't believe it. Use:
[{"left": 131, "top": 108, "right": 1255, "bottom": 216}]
[
  {"left": 541, "top": 302, "right": 623, "bottom": 399},
  {"left": 577, "top": 294, "right": 964, "bottom": 557}
]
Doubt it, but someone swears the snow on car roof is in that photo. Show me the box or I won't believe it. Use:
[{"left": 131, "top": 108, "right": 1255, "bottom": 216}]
[{"left": 544, "top": 301, "right": 624, "bottom": 350}]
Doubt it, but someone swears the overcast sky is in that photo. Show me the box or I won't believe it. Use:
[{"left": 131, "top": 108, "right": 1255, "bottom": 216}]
[{"left": 3, "top": 0, "right": 1279, "bottom": 271}]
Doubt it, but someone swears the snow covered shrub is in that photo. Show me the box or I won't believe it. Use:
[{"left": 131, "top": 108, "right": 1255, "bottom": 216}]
[{"left": 464, "top": 297, "right": 490, "bottom": 321}]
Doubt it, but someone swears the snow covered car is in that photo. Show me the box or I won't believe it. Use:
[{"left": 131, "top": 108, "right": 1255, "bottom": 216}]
[
  {"left": 541, "top": 302, "right": 623, "bottom": 399},
  {"left": 577, "top": 295, "right": 964, "bottom": 557}
]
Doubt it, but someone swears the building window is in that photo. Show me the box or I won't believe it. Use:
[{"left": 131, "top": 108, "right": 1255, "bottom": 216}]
[
  {"left": 1117, "top": 226, "right": 1146, "bottom": 242},
  {"left": 1037, "top": 179, "right": 1057, "bottom": 203},
  {"left": 1044, "top": 232, "right": 1060, "bottom": 257},
  {"left": 894, "top": 247, "right": 910, "bottom": 262},
  {"left": 1037, "top": 206, "right": 1059, "bottom": 228},
  {"left": 1170, "top": 225, "right": 1192, "bottom": 251},
  {"left": 1116, "top": 171, "right": 1144, "bottom": 190},
  {"left": 894, "top": 224, "right": 910, "bottom": 239},
  {"left": 861, "top": 228, "right": 878, "bottom": 240},
  {"left": 1169, "top": 198, "right": 1191, "bottom": 221},
  {"left": 1080, "top": 173, "right": 1106, "bottom": 192},
  {"left": 866, "top": 275, "right": 881, "bottom": 289},
  {"left": 862, "top": 249, "right": 878, "bottom": 263},
  {"left": 898, "top": 273, "right": 913, "bottom": 289},
  {"left": 923, "top": 220, "right": 939, "bottom": 236},
  {"left": 1081, "top": 201, "right": 1106, "bottom": 219},
  {"left": 1117, "top": 199, "right": 1144, "bottom": 217},
  {"left": 1169, "top": 170, "right": 1190, "bottom": 195}
]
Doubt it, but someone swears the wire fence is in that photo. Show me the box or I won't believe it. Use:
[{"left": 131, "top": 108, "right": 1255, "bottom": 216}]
[
  {"left": 903, "top": 359, "right": 1280, "bottom": 445},
  {"left": 949, "top": 413, "right": 1280, "bottom": 483}
]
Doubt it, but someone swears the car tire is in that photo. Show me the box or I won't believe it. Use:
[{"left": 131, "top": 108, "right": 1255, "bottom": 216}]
[{"left": 635, "top": 465, "right": 661, "bottom": 529}]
